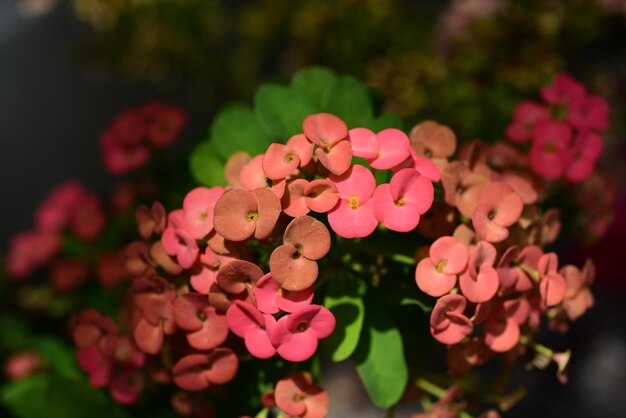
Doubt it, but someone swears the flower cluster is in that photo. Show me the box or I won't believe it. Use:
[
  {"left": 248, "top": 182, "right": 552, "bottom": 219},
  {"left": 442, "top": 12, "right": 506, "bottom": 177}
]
[
  {"left": 100, "top": 102, "right": 187, "bottom": 175},
  {"left": 6, "top": 181, "right": 105, "bottom": 286},
  {"left": 505, "top": 73, "right": 608, "bottom": 182}
]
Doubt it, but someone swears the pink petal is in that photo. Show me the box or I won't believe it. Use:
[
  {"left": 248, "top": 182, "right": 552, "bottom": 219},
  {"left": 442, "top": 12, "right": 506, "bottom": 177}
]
[
  {"left": 372, "top": 183, "right": 421, "bottom": 232},
  {"left": 277, "top": 286, "right": 315, "bottom": 313},
  {"left": 133, "top": 318, "right": 163, "bottom": 355},
  {"left": 304, "top": 179, "right": 339, "bottom": 213},
  {"left": 263, "top": 144, "right": 300, "bottom": 180},
  {"left": 252, "top": 188, "right": 282, "bottom": 240},
  {"left": 413, "top": 156, "right": 441, "bottom": 181},
  {"left": 282, "top": 179, "right": 310, "bottom": 217},
  {"left": 286, "top": 134, "right": 314, "bottom": 167},
  {"left": 269, "top": 244, "right": 319, "bottom": 291},
  {"left": 283, "top": 216, "right": 331, "bottom": 260},
  {"left": 327, "top": 198, "right": 378, "bottom": 239},
  {"left": 244, "top": 319, "right": 277, "bottom": 359},
  {"left": 389, "top": 168, "right": 435, "bottom": 214},
  {"left": 349, "top": 127, "right": 379, "bottom": 159},
  {"left": 459, "top": 265, "right": 499, "bottom": 303},
  {"left": 287, "top": 305, "right": 335, "bottom": 339},
  {"left": 203, "top": 348, "right": 238, "bottom": 385},
  {"left": 225, "top": 300, "right": 264, "bottom": 338},
  {"left": 369, "top": 129, "right": 410, "bottom": 170},
  {"left": 540, "top": 273, "right": 567, "bottom": 307},
  {"left": 239, "top": 155, "right": 269, "bottom": 190},
  {"left": 172, "top": 355, "right": 209, "bottom": 391},
  {"left": 430, "top": 314, "right": 473, "bottom": 345},
  {"left": 254, "top": 273, "right": 280, "bottom": 314},
  {"left": 302, "top": 113, "right": 348, "bottom": 147},
  {"left": 415, "top": 258, "right": 457, "bottom": 297},
  {"left": 503, "top": 298, "right": 530, "bottom": 325},
  {"left": 484, "top": 317, "right": 520, "bottom": 353},
  {"left": 186, "top": 312, "right": 229, "bottom": 351},
  {"left": 213, "top": 189, "right": 258, "bottom": 242},
  {"left": 182, "top": 186, "right": 224, "bottom": 239},
  {"left": 224, "top": 151, "right": 251, "bottom": 188},
  {"left": 216, "top": 260, "right": 263, "bottom": 294},
  {"left": 430, "top": 294, "right": 467, "bottom": 331},
  {"left": 430, "top": 236, "right": 469, "bottom": 275},
  {"left": 173, "top": 293, "right": 207, "bottom": 331},
  {"left": 315, "top": 139, "right": 352, "bottom": 176},
  {"left": 272, "top": 317, "right": 319, "bottom": 362},
  {"left": 328, "top": 164, "right": 376, "bottom": 201}
]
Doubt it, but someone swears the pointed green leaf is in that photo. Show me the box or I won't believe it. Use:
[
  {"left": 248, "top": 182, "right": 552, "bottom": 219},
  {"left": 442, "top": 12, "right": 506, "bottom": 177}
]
[
  {"left": 353, "top": 297, "right": 408, "bottom": 409},
  {"left": 322, "top": 76, "right": 373, "bottom": 128},
  {"left": 323, "top": 277, "right": 366, "bottom": 362},
  {"left": 291, "top": 67, "right": 337, "bottom": 111},
  {"left": 255, "top": 84, "right": 316, "bottom": 140},
  {"left": 210, "top": 104, "right": 272, "bottom": 160},
  {"left": 189, "top": 141, "right": 226, "bottom": 186},
  {"left": 35, "top": 337, "right": 81, "bottom": 378}
]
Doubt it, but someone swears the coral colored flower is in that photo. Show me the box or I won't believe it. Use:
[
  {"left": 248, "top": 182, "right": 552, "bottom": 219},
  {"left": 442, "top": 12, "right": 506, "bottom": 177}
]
[
  {"left": 430, "top": 294, "right": 473, "bottom": 345},
  {"left": 282, "top": 178, "right": 311, "bottom": 217},
  {"left": 239, "top": 155, "right": 286, "bottom": 198},
  {"left": 303, "top": 179, "right": 339, "bottom": 213},
  {"left": 472, "top": 182, "right": 524, "bottom": 243},
  {"left": 225, "top": 151, "right": 252, "bottom": 188},
  {"left": 71, "top": 192, "right": 106, "bottom": 241},
  {"left": 190, "top": 247, "right": 237, "bottom": 294},
  {"left": 269, "top": 216, "right": 330, "bottom": 291},
  {"left": 327, "top": 165, "right": 378, "bottom": 238},
  {"left": 303, "top": 113, "right": 352, "bottom": 175},
  {"left": 181, "top": 186, "right": 224, "bottom": 239},
  {"left": 141, "top": 101, "right": 187, "bottom": 147},
  {"left": 4, "top": 351, "right": 41, "bottom": 380},
  {"left": 458, "top": 241, "right": 499, "bottom": 303},
  {"left": 213, "top": 188, "right": 281, "bottom": 242},
  {"left": 540, "top": 73, "right": 586, "bottom": 105},
  {"left": 132, "top": 277, "right": 177, "bottom": 354},
  {"left": 537, "top": 253, "right": 567, "bottom": 307},
  {"left": 6, "top": 230, "right": 60, "bottom": 279},
  {"left": 172, "top": 349, "right": 238, "bottom": 391},
  {"left": 415, "top": 236, "right": 469, "bottom": 297},
  {"left": 274, "top": 372, "right": 329, "bottom": 418},
  {"left": 350, "top": 127, "right": 411, "bottom": 170},
  {"left": 109, "top": 369, "right": 145, "bottom": 405},
  {"left": 560, "top": 260, "right": 595, "bottom": 321},
  {"left": 483, "top": 308, "right": 520, "bottom": 353},
  {"left": 505, "top": 101, "right": 550, "bottom": 143},
  {"left": 226, "top": 301, "right": 277, "bottom": 359},
  {"left": 497, "top": 245, "right": 542, "bottom": 292},
  {"left": 271, "top": 305, "right": 335, "bottom": 362},
  {"left": 372, "top": 168, "right": 434, "bottom": 232},
  {"left": 161, "top": 222, "right": 199, "bottom": 270},
  {"left": 215, "top": 260, "right": 264, "bottom": 296},
  {"left": 262, "top": 134, "right": 314, "bottom": 180},
  {"left": 35, "top": 181, "right": 85, "bottom": 232},
  {"left": 441, "top": 161, "right": 491, "bottom": 218},
  {"left": 254, "top": 273, "right": 314, "bottom": 314},
  {"left": 173, "top": 293, "right": 229, "bottom": 351},
  {"left": 135, "top": 201, "right": 166, "bottom": 240},
  {"left": 529, "top": 120, "right": 572, "bottom": 179},
  {"left": 568, "top": 94, "right": 609, "bottom": 132},
  {"left": 409, "top": 120, "right": 457, "bottom": 170}
]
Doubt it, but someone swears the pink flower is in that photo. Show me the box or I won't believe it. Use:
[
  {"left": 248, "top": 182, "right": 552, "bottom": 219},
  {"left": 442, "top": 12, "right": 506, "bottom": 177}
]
[
  {"left": 239, "top": 155, "right": 286, "bottom": 198},
  {"left": 213, "top": 188, "right": 281, "bottom": 242},
  {"left": 564, "top": 131, "right": 603, "bottom": 182},
  {"left": 540, "top": 73, "right": 586, "bottom": 105},
  {"left": 226, "top": 301, "right": 277, "bottom": 359},
  {"left": 189, "top": 247, "right": 237, "bottom": 294},
  {"left": 135, "top": 201, "right": 166, "bottom": 240},
  {"left": 161, "top": 210, "right": 200, "bottom": 269},
  {"left": 303, "top": 113, "right": 352, "bottom": 175},
  {"left": 172, "top": 349, "right": 238, "bottom": 391},
  {"left": 537, "top": 253, "right": 567, "bottom": 307},
  {"left": 408, "top": 120, "right": 457, "bottom": 171},
  {"left": 225, "top": 151, "right": 252, "bottom": 188},
  {"left": 415, "top": 236, "right": 469, "bottom": 297},
  {"left": 472, "top": 182, "right": 523, "bottom": 243},
  {"left": 71, "top": 192, "right": 106, "bottom": 241},
  {"left": 6, "top": 230, "right": 60, "bottom": 279},
  {"left": 35, "top": 181, "right": 85, "bottom": 232},
  {"left": 274, "top": 372, "right": 329, "bottom": 418},
  {"left": 327, "top": 165, "right": 378, "bottom": 238},
  {"left": 441, "top": 161, "right": 491, "bottom": 218},
  {"left": 372, "top": 168, "right": 434, "bottom": 232},
  {"left": 140, "top": 101, "right": 187, "bottom": 148},
  {"left": 350, "top": 127, "right": 410, "bottom": 170},
  {"left": 430, "top": 294, "right": 473, "bottom": 345},
  {"left": 483, "top": 311, "right": 520, "bottom": 353},
  {"left": 505, "top": 101, "right": 550, "bottom": 143},
  {"left": 303, "top": 179, "right": 340, "bottom": 213},
  {"left": 269, "top": 216, "right": 330, "bottom": 291},
  {"left": 172, "top": 293, "right": 229, "bottom": 351},
  {"left": 271, "top": 305, "right": 335, "bottom": 362},
  {"left": 282, "top": 179, "right": 311, "bottom": 217},
  {"left": 132, "top": 277, "right": 177, "bottom": 354},
  {"left": 262, "top": 134, "right": 314, "bottom": 180},
  {"left": 567, "top": 94, "right": 609, "bottom": 132},
  {"left": 529, "top": 120, "right": 572, "bottom": 179},
  {"left": 181, "top": 186, "right": 224, "bottom": 239},
  {"left": 51, "top": 259, "right": 89, "bottom": 293},
  {"left": 254, "top": 273, "right": 314, "bottom": 314},
  {"left": 458, "top": 241, "right": 499, "bottom": 303},
  {"left": 4, "top": 351, "right": 41, "bottom": 381},
  {"left": 497, "top": 245, "right": 542, "bottom": 292}
]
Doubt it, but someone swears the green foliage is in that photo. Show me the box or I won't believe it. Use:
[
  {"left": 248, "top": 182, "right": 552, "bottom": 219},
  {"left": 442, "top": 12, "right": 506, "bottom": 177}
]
[
  {"left": 210, "top": 104, "right": 272, "bottom": 160},
  {"left": 254, "top": 84, "right": 316, "bottom": 140},
  {"left": 323, "top": 276, "right": 366, "bottom": 362},
  {"left": 322, "top": 76, "right": 374, "bottom": 128},
  {"left": 1, "top": 376, "right": 131, "bottom": 418},
  {"left": 189, "top": 141, "right": 226, "bottom": 186},
  {"left": 353, "top": 296, "right": 409, "bottom": 409},
  {"left": 291, "top": 67, "right": 337, "bottom": 111}
]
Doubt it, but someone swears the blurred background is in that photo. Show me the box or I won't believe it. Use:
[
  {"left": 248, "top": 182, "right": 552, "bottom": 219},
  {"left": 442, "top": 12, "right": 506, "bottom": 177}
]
[{"left": 1, "top": 0, "right": 625, "bottom": 416}]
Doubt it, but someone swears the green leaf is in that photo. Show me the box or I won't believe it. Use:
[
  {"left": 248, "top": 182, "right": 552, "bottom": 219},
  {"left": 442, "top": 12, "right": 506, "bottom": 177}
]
[
  {"left": 0, "top": 376, "right": 48, "bottom": 418},
  {"left": 255, "top": 84, "right": 316, "bottom": 140},
  {"left": 367, "top": 113, "right": 404, "bottom": 131},
  {"left": 34, "top": 337, "right": 81, "bottom": 378},
  {"left": 322, "top": 76, "right": 374, "bottom": 128},
  {"left": 210, "top": 104, "right": 272, "bottom": 160},
  {"left": 189, "top": 141, "right": 226, "bottom": 186},
  {"left": 353, "top": 297, "right": 408, "bottom": 409},
  {"left": 290, "top": 67, "right": 337, "bottom": 111},
  {"left": 45, "top": 377, "right": 131, "bottom": 418},
  {"left": 399, "top": 297, "right": 432, "bottom": 313},
  {"left": 323, "top": 277, "right": 366, "bottom": 362}
]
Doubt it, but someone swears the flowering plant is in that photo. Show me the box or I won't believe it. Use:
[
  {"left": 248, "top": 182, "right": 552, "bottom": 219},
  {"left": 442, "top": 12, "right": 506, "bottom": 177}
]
[{"left": 1, "top": 68, "right": 610, "bottom": 417}]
